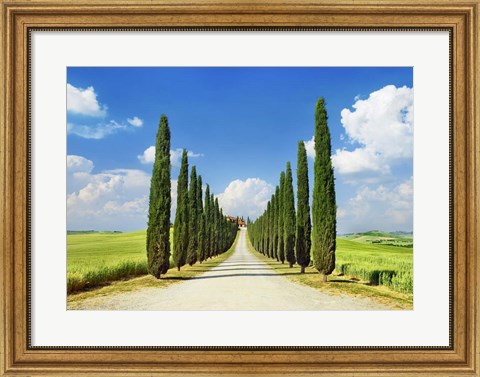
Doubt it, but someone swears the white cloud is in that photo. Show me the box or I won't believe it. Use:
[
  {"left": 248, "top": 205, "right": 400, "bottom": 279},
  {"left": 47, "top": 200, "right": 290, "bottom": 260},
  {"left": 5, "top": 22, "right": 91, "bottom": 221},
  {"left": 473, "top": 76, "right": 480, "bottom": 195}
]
[
  {"left": 67, "top": 168, "right": 150, "bottom": 231},
  {"left": 67, "top": 155, "right": 94, "bottom": 173},
  {"left": 127, "top": 116, "right": 143, "bottom": 127},
  {"left": 216, "top": 178, "right": 274, "bottom": 219},
  {"left": 169, "top": 149, "right": 183, "bottom": 167},
  {"left": 67, "top": 83, "right": 107, "bottom": 117},
  {"left": 137, "top": 146, "right": 156, "bottom": 164},
  {"left": 331, "top": 148, "right": 384, "bottom": 174},
  {"left": 337, "top": 177, "right": 413, "bottom": 233},
  {"left": 137, "top": 146, "right": 204, "bottom": 167},
  {"left": 67, "top": 155, "right": 95, "bottom": 194},
  {"left": 104, "top": 197, "right": 148, "bottom": 215},
  {"left": 337, "top": 207, "right": 347, "bottom": 219},
  {"left": 67, "top": 156, "right": 181, "bottom": 230},
  {"left": 305, "top": 85, "right": 413, "bottom": 181},
  {"left": 67, "top": 84, "right": 144, "bottom": 139},
  {"left": 170, "top": 179, "right": 178, "bottom": 220},
  {"left": 68, "top": 120, "right": 138, "bottom": 140},
  {"left": 170, "top": 148, "right": 204, "bottom": 168},
  {"left": 304, "top": 136, "right": 315, "bottom": 159},
  {"left": 332, "top": 85, "right": 413, "bottom": 175},
  {"left": 68, "top": 119, "right": 145, "bottom": 139}
]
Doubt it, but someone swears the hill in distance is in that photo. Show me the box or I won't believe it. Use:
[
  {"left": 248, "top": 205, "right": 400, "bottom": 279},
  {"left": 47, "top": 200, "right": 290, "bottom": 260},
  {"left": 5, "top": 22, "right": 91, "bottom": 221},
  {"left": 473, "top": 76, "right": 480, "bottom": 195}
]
[
  {"left": 340, "top": 230, "right": 413, "bottom": 248},
  {"left": 67, "top": 230, "right": 123, "bottom": 235}
]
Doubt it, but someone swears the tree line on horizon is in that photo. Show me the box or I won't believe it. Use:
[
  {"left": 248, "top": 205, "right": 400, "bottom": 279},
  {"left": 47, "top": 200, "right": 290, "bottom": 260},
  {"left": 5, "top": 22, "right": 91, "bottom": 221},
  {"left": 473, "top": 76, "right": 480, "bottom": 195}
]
[
  {"left": 146, "top": 115, "right": 237, "bottom": 279},
  {"left": 247, "top": 98, "right": 337, "bottom": 281}
]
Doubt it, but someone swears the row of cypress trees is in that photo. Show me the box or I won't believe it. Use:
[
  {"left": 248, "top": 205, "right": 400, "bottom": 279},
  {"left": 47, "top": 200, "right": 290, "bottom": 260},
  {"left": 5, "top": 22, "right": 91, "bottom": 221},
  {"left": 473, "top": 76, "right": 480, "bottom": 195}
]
[
  {"left": 246, "top": 150, "right": 308, "bottom": 271},
  {"left": 146, "top": 114, "right": 237, "bottom": 279},
  {"left": 247, "top": 98, "right": 337, "bottom": 281}
]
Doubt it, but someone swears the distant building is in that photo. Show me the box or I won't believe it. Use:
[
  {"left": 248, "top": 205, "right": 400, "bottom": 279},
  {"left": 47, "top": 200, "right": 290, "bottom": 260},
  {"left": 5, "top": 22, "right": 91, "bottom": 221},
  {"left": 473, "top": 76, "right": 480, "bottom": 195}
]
[{"left": 226, "top": 215, "right": 246, "bottom": 227}]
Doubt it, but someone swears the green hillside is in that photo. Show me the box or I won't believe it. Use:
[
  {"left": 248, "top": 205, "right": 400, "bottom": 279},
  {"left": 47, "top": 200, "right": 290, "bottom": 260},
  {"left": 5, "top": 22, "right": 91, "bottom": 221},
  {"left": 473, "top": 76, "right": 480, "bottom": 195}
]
[{"left": 341, "top": 230, "right": 413, "bottom": 247}]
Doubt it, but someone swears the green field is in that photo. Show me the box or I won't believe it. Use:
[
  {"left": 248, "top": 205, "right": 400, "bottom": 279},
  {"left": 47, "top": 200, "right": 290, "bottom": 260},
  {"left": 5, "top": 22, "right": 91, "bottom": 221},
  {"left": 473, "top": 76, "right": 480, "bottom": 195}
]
[
  {"left": 335, "top": 238, "right": 413, "bottom": 293},
  {"left": 68, "top": 229, "right": 413, "bottom": 296},
  {"left": 67, "top": 229, "right": 171, "bottom": 293},
  {"left": 247, "top": 230, "right": 413, "bottom": 295}
]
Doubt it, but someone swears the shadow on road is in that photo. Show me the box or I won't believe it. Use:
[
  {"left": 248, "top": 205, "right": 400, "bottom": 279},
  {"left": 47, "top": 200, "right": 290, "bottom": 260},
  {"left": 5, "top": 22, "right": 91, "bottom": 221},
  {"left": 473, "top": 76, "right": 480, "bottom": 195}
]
[
  {"left": 193, "top": 267, "right": 274, "bottom": 272},
  {"left": 162, "top": 272, "right": 309, "bottom": 281}
]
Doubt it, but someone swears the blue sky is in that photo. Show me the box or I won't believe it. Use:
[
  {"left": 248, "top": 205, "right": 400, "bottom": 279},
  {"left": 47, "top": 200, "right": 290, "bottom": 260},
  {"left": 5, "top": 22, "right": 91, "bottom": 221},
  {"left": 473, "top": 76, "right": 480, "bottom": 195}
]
[{"left": 67, "top": 67, "right": 413, "bottom": 233}]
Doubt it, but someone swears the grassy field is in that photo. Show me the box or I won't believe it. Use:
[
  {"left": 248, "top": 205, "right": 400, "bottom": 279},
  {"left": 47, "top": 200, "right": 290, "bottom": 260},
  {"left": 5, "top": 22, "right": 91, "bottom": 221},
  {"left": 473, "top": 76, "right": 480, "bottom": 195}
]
[
  {"left": 67, "top": 229, "right": 171, "bottom": 293},
  {"left": 67, "top": 232, "right": 240, "bottom": 307},
  {"left": 246, "top": 236, "right": 413, "bottom": 309},
  {"left": 335, "top": 238, "right": 413, "bottom": 294}
]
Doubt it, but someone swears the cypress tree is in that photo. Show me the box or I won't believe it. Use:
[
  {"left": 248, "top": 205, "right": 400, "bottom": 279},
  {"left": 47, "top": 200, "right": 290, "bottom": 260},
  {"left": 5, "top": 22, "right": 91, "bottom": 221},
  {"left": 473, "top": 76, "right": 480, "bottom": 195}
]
[
  {"left": 272, "top": 186, "right": 279, "bottom": 261},
  {"left": 173, "top": 149, "right": 189, "bottom": 271},
  {"left": 269, "top": 194, "right": 275, "bottom": 259},
  {"left": 266, "top": 201, "right": 272, "bottom": 258},
  {"left": 262, "top": 211, "right": 267, "bottom": 255},
  {"left": 311, "top": 98, "right": 337, "bottom": 281},
  {"left": 196, "top": 175, "right": 204, "bottom": 262},
  {"left": 214, "top": 197, "right": 220, "bottom": 256},
  {"left": 146, "top": 115, "right": 171, "bottom": 278},
  {"left": 252, "top": 215, "right": 258, "bottom": 244},
  {"left": 204, "top": 184, "right": 211, "bottom": 259},
  {"left": 186, "top": 166, "right": 198, "bottom": 266},
  {"left": 220, "top": 209, "right": 226, "bottom": 252},
  {"left": 198, "top": 213, "right": 206, "bottom": 263},
  {"left": 260, "top": 212, "right": 265, "bottom": 254},
  {"left": 295, "top": 141, "right": 311, "bottom": 273},
  {"left": 210, "top": 193, "right": 216, "bottom": 256},
  {"left": 277, "top": 171, "right": 286, "bottom": 263},
  {"left": 284, "top": 162, "right": 296, "bottom": 268}
]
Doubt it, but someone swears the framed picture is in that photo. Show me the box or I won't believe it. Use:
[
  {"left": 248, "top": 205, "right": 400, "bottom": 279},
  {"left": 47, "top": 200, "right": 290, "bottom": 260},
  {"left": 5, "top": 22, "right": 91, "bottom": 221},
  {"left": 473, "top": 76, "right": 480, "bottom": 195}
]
[{"left": 1, "top": 0, "right": 479, "bottom": 376}]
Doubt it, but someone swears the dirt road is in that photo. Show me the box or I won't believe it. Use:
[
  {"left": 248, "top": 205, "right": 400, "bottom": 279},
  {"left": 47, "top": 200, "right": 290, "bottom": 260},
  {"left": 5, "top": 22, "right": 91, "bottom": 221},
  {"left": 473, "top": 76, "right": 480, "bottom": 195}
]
[{"left": 71, "top": 229, "right": 388, "bottom": 310}]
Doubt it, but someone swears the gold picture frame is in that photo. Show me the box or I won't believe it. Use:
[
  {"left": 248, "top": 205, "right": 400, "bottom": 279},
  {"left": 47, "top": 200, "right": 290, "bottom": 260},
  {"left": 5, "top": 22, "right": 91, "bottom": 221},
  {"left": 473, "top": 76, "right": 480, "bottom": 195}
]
[{"left": 1, "top": 0, "right": 479, "bottom": 375}]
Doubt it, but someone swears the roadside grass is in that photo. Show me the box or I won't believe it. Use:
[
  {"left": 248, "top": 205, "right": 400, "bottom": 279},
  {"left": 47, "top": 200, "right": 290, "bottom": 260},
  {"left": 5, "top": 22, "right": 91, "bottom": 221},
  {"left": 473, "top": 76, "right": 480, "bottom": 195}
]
[
  {"left": 67, "top": 231, "right": 239, "bottom": 308},
  {"left": 246, "top": 236, "right": 413, "bottom": 310},
  {"left": 335, "top": 239, "right": 413, "bottom": 294},
  {"left": 67, "top": 230, "right": 151, "bottom": 293}
]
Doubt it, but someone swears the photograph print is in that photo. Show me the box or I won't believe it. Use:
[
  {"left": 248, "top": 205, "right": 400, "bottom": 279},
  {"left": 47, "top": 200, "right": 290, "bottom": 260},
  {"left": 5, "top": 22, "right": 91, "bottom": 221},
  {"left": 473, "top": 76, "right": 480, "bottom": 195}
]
[{"left": 66, "top": 67, "right": 413, "bottom": 311}]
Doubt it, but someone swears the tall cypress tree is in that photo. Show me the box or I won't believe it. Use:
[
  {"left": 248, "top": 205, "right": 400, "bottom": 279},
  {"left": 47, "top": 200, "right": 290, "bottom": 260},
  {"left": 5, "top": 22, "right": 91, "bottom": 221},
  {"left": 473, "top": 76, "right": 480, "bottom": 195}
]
[
  {"left": 220, "top": 209, "right": 226, "bottom": 252},
  {"left": 198, "top": 214, "right": 206, "bottom": 262},
  {"left": 269, "top": 194, "right": 275, "bottom": 259},
  {"left": 173, "top": 149, "right": 189, "bottom": 271},
  {"left": 311, "top": 98, "right": 336, "bottom": 281},
  {"left": 258, "top": 213, "right": 263, "bottom": 254},
  {"left": 277, "top": 171, "right": 286, "bottom": 263},
  {"left": 209, "top": 193, "right": 216, "bottom": 256},
  {"left": 186, "top": 166, "right": 198, "bottom": 266},
  {"left": 284, "top": 162, "right": 296, "bottom": 268},
  {"left": 295, "top": 141, "right": 311, "bottom": 273},
  {"left": 266, "top": 201, "right": 271, "bottom": 258},
  {"left": 196, "top": 175, "right": 204, "bottom": 262},
  {"left": 146, "top": 115, "right": 171, "bottom": 278},
  {"left": 204, "top": 184, "right": 211, "bottom": 259},
  {"left": 272, "top": 186, "right": 279, "bottom": 261},
  {"left": 214, "top": 197, "right": 220, "bottom": 256}
]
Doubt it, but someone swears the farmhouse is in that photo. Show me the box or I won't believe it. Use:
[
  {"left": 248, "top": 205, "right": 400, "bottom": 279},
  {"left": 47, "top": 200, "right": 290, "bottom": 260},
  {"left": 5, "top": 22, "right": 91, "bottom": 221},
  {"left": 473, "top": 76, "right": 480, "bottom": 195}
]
[{"left": 226, "top": 215, "right": 246, "bottom": 227}]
